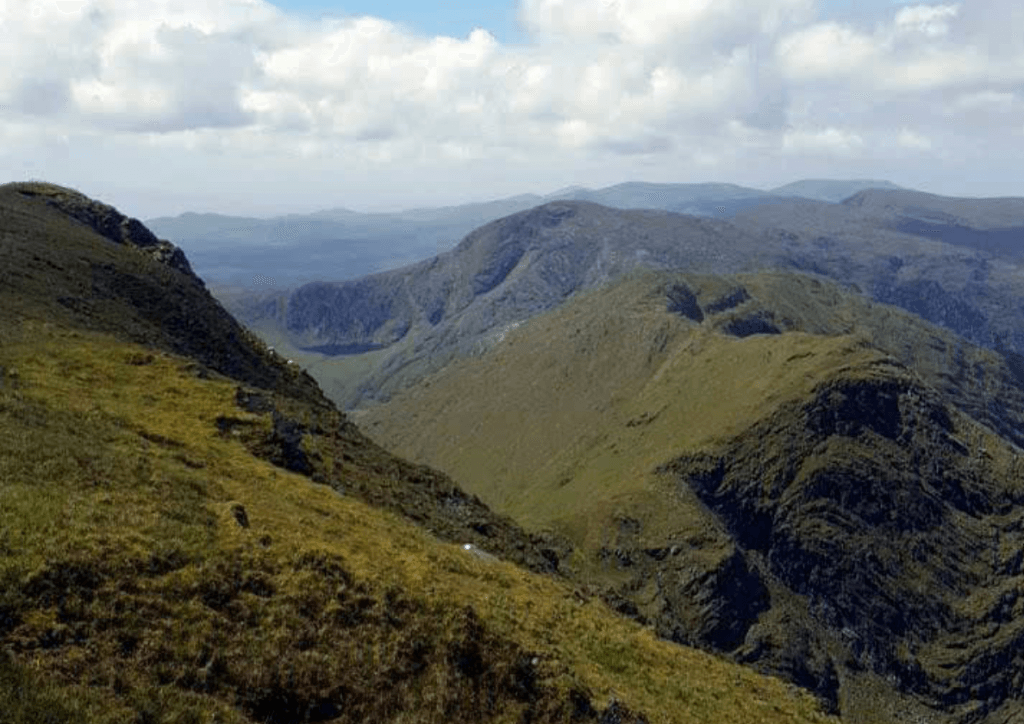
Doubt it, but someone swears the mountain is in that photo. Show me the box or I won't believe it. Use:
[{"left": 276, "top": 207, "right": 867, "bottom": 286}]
[
  {"left": 218, "top": 186, "right": 1024, "bottom": 412},
  {"left": 0, "top": 180, "right": 849, "bottom": 723},
  {"left": 538, "top": 181, "right": 824, "bottom": 219},
  {"left": 221, "top": 201, "right": 783, "bottom": 409},
  {"left": 729, "top": 189, "right": 1024, "bottom": 350},
  {"left": 357, "top": 268, "right": 1024, "bottom": 724},
  {"left": 768, "top": 179, "right": 907, "bottom": 203},
  {"left": 146, "top": 178, "right": 907, "bottom": 288},
  {"left": 539, "top": 181, "right": 772, "bottom": 206},
  {"left": 842, "top": 188, "right": 1024, "bottom": 257}
]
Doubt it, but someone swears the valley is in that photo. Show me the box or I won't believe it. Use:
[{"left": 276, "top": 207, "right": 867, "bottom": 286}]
[{"left": 4, "top": 178, "right": 1024, "bottom": 723}]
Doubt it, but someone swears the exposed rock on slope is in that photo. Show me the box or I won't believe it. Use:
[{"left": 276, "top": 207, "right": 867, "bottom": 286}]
[
  {"left": 13, "top": 181, "right": 200, "bottom": 278},
  {"left": 358, "top": 269, "right": 1024, "bottom": 724},
  {"left": 0, "top": 181, "right": 329, "bottom": 409}
]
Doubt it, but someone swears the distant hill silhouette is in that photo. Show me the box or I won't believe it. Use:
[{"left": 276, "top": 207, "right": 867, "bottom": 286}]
[
  {"left": 147, "top": 178, "right": 907, "bottom": 288},
  {"left": 768, "top": 178, "right": 907, "bottom": 202}
]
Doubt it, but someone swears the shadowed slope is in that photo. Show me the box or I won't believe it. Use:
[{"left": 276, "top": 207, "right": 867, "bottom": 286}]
[{"left": 0, "top": 181, "right": 328, "bottom": 409}]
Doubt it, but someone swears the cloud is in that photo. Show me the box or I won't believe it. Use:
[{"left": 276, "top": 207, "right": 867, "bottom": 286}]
[
  {"left": 782, "top": 127, "right": 866, "bottom": 155},
  {"left": 0, "top": 0, "right": 1022, "bottom": 215},
  {"left": 517, "top": 0, "right": 815, "bottom": 49},
  {"left": 893, "top": 4, "right": 958, "bottom": 38},
  {"left": 896, "top": 128, "right": 933, "bottom": 150}
]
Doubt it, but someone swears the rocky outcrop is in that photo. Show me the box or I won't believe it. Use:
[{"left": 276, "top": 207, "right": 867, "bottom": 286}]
[
  {"left": 285, "top": 277, "right": 413, "bottom": 348},
  {"left": 0, "top": 181, "right": 333, "bottom": 411},
  {"left": 658, "top": 368, "right": 1024, "bottom": 722},
  {"left": 664, "top": 283, "right": 704, "bottom": 322},
  {"left": 720, "top": 311, "right": 781, "bottom": 337}
]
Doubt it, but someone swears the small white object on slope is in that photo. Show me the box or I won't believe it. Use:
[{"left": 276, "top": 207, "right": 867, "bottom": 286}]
[{"left": 461, "top": 543, "right": 497, "bottom": 563}]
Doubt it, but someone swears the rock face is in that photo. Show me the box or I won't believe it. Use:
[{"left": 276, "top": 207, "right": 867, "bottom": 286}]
[
  {"left": 602, "top": 540, "right": 770, "bottom": 653},
  {"left": 286, "top": 277, "right": 413, "bottom": 349},
  {"left": 660, "top": 368, "right": 1024, "bottom": 722}
]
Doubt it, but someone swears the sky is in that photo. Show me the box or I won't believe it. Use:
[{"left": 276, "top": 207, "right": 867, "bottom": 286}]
[{"left": 1, "top": 0, "right": 1022, "bottom": 218}]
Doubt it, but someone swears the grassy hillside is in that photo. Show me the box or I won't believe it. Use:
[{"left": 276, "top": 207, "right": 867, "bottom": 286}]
[
  {"left": 358, "top": 269, "right": 1024, "bottom": 724},
  {"left": 356, "top": 269, "right": 1024, "bottom": 530},
  {"left": 0, "top": 181, "right": 842, "bottom": 722},
  {"left": 0, "top": 304, "right": 841, "bottom": 724}
]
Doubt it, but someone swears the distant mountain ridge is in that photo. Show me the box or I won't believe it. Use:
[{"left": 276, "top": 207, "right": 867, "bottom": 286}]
[
  {"left": 225, "top": 200, "right": 783, "bottom": 407},
  {"left": 147, "top": 178, "right": 906, "bottom": 288},
  {"left": 769, "top": 178, "right": 907, "bottom": 202},
  {"left": 219, "top": 185, "right": 1024, "bottom": 411}
]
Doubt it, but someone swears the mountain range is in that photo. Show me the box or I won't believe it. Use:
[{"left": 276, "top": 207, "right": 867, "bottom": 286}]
[
  {"left": 4, "top": 177, "right": 1024, "bottom": 723},
  {"left": 212, "top": 184, "right": 1024, "bottom": 412},
  {"left": 3, "top": 180, "right": 841, "bottom": 723},
  {"left": 356, "top": 267, "right": 1024, "bottom": 723},
  {"left": 145, "top": 178, "right": 905, "bottom": 289}
]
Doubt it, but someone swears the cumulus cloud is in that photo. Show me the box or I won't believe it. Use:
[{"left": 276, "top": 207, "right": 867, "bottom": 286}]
[
  {"left": 782, "top": 127, "right": 866, "bottom": 155},
  {"left": 0, "top": 0, "right": 1022, "bottom": 214},
  {"left": 897, "top": 128, "right": 933, "bottom": 150}
]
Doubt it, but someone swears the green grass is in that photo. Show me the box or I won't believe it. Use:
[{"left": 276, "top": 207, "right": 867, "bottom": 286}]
[
  {"left": 358, "top": 271, "right": 895, "bottom": 534},
  {"left": 0, "top": 316, "right": 839, "bottom": 723}
]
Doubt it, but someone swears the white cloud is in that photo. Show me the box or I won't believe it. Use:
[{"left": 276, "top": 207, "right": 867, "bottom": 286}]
[
  {"left": 893, "top": 4, "right": 958, "bottom": 38},
  {"left": 782, "top": 127, "right": 866, "bottom": 155},
  {"left": 897, "top": 128, "right": 932, "bottom": 150},
  {"left": 776, "top": 22, "right": 880, "bottom": 80},
  {"left": 0, "top": 0, "right": 1022, "bottom": 216},
  {"left": 518, "top": 0, "right": 814, "bottom": 48}
]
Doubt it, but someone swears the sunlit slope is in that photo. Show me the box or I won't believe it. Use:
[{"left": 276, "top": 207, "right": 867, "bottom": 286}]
[
  {"left": 0, "top": 179, "right": 571, "bottom": 575},
  {"left": 0, "top": 320, "right": 839, "bottom": 724},
  {"left": 357, "top": 269, "right": 1024, "bottom": 532},
  {"left": 358, "top": 269, "right": 1024, "bottom": 724}
]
